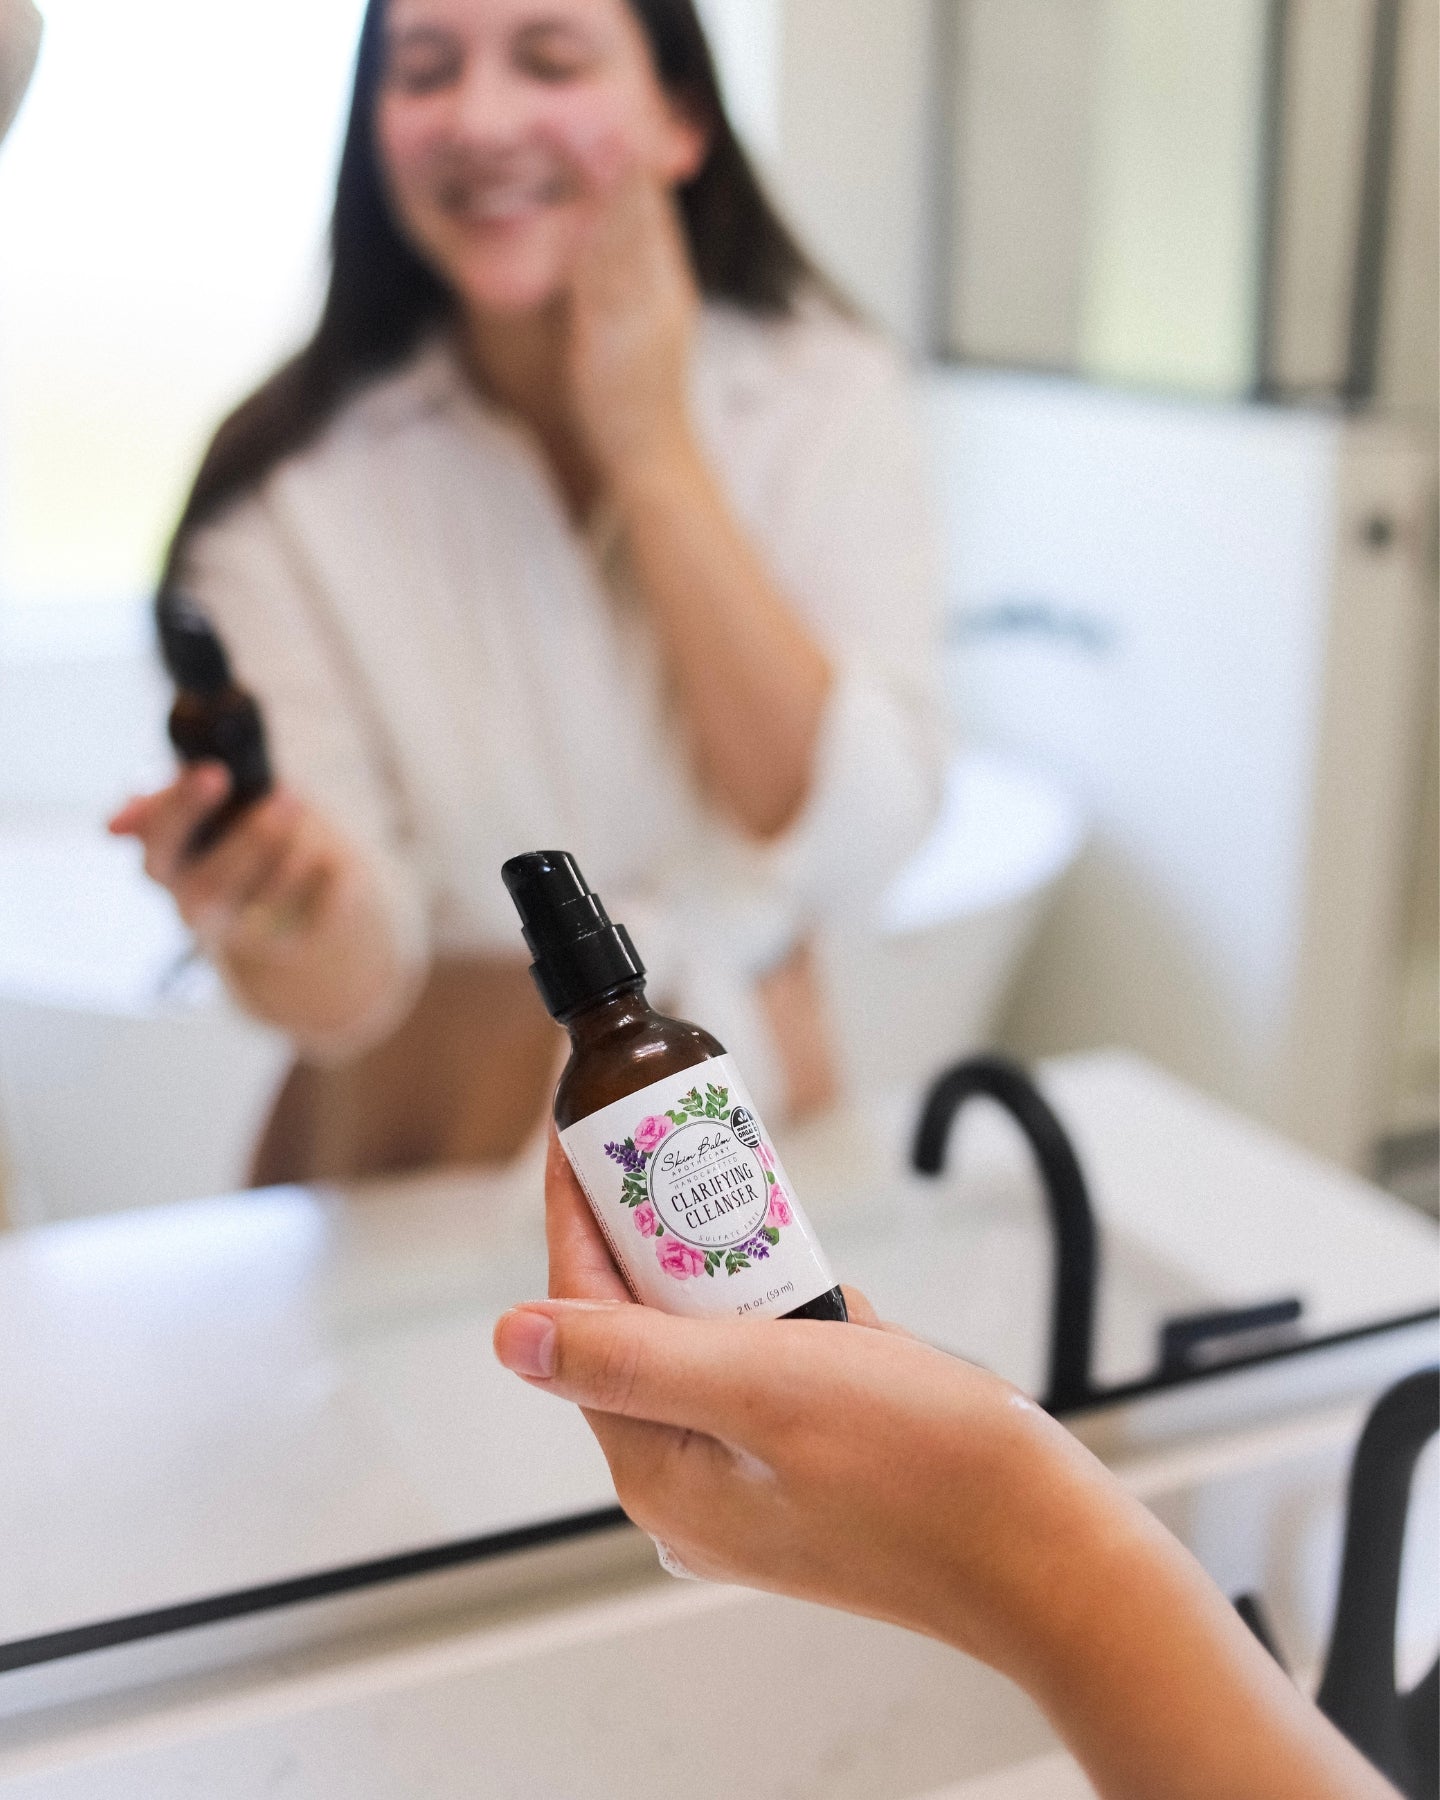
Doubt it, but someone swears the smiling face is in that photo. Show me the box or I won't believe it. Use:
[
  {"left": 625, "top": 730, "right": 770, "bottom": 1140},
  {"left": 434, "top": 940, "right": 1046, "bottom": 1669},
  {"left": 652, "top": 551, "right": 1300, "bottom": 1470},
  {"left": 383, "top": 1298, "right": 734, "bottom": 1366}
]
[{"left": 375, "top": 0, "right": 708, "bottom": 318}]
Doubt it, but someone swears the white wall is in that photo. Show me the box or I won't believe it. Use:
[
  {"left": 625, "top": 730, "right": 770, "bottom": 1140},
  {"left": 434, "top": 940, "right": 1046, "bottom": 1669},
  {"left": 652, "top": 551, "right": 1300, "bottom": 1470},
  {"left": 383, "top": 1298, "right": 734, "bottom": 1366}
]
[
  {"left": 770, "top": 0, "right": 938, "bottom": 348},
  {"left": 696, "top": 0, "right": 783, "bottom": 166},
  {"left": 928, "top": 370, "right": 1436, "bottom": 1169}
]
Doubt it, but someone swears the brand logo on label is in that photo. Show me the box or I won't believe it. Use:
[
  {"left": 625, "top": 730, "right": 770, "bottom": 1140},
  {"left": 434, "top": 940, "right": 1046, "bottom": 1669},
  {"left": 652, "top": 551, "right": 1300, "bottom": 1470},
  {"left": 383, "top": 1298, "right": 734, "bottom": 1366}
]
[
  {"left": 729, "top": 1107, "right": 761, "bottom": 1150},
  {"left": 647, "top": 1118, "right": 770, "bottom": 1250}
]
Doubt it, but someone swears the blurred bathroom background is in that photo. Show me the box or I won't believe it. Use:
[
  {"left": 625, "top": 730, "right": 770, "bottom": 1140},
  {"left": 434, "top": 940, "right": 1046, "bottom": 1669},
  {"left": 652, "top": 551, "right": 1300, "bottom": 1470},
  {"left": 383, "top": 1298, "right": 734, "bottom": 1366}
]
[{"left": 0, "top": 0, "right": 1435, "bottom": 1224}]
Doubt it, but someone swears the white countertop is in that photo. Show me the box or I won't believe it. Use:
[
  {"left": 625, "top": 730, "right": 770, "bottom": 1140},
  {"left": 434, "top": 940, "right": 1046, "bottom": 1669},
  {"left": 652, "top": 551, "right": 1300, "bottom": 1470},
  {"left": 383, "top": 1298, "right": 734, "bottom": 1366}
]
[{"left": 1, "top": 1051, "right": 1434, "bottom": 1657}]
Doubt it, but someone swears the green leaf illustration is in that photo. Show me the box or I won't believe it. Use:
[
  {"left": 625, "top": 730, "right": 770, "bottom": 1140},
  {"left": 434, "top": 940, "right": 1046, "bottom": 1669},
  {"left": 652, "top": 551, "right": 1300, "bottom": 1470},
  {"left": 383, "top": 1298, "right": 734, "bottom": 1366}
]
[
  {"left": 762, "top": 1227, "right": 780, "bottom": 1246},
  {"left": 764, "top": 1170, "right": 775, "bottom": 1186}
]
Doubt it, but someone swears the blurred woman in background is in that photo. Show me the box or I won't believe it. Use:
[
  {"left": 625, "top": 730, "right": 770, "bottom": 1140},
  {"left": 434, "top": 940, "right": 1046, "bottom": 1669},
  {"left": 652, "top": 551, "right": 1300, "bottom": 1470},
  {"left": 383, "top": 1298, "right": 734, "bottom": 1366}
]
[
  {"left": 112, "top": 0, "right": 945, "bottom": 1182},
  {"left": 0, "top": 0, "right": 39, "bottom": 141}
]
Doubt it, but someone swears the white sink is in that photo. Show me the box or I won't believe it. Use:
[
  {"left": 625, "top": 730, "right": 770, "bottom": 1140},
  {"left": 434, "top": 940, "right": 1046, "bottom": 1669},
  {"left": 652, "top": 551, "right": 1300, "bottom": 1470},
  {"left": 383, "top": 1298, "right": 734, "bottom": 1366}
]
[
  {"left": 822, "top": 751, "right": 1083, "bottom": 1095},
  {"left": 0, "top": 1575, "right": 1071, "bottom": 1799},
  {"left": 4, "top": 1316, "right": 1434, "bottom": 1799},
  {"left": 0, "top": 824, "right": 289, "bottom": 1222},
  {"left": 0, "top": 1054, "right": 1433, "bottom": 1663}
]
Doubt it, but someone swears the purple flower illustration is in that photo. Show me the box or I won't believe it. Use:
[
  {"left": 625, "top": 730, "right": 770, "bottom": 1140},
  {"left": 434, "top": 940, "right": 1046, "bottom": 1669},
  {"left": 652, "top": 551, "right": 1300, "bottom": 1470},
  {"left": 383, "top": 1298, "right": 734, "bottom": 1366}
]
[
  {"left": 633, "top": 1115, "right": 671, "bottom": 1154},
  {"left": 604, "top": 1139, "right": 646, "bottom": 1175},
  {"left": 738, "top": 1234, "right": 771, "bottom": 1261}
]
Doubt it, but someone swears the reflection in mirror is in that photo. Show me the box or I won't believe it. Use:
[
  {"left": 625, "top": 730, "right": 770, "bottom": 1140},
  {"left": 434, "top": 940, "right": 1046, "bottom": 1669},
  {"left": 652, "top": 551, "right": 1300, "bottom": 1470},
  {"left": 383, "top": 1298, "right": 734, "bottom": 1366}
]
[{"left": 0, "top": 0, "right": 1434, "bottom": 1714}]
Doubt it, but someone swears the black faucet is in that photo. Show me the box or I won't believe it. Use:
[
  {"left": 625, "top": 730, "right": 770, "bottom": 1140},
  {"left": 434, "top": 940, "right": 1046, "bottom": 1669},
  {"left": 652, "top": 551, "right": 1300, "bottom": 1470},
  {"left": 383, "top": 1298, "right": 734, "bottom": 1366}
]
[
  {"left": 1317, "top": 1366, "right": 1439, "bottom": 1799},
  {"left": 912, "top": 1054, "right": 1305, "bottom": 1412},
  {"left": 912, "top": 1055, "right": 1099, "bottom": 1413}
]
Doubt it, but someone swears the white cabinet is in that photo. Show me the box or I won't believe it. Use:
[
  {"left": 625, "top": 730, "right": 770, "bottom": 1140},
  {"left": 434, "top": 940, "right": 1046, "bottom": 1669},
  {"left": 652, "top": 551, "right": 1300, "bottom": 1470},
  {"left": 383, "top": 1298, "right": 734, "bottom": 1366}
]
[{"left": 929, "top": 376, "right": 1436, "bottom": 1168}]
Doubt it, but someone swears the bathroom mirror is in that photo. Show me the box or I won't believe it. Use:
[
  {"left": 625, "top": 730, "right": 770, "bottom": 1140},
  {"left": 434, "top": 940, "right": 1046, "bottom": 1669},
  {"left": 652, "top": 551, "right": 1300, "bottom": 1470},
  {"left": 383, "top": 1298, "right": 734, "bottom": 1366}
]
[{"left": 0, "top": 0, "right": 1435, "bottom": 1681}]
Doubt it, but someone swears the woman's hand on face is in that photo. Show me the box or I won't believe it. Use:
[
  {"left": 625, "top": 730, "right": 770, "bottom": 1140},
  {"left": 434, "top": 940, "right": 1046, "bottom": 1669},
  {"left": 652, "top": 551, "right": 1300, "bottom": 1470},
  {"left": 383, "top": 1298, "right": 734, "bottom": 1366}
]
[
  {"left": 566, "top": 163, "right": 700, "bottom": 484},
  {"left": 494, "top": 1134, "right": 1099, "bottom": 1675},
  {"left": 109, "top": 767, "right": 361, "bottom": 967}
]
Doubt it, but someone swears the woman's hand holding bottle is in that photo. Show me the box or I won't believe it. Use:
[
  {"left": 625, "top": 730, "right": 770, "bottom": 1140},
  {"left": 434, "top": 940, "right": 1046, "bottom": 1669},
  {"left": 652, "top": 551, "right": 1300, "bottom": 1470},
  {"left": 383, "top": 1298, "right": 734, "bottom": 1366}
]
[
  {"left": 109, "top": 768, "right": 405, "bottom": 1050},
  {"left": 492, "top": 1135, "right": 1394, "bottom": 1800}
]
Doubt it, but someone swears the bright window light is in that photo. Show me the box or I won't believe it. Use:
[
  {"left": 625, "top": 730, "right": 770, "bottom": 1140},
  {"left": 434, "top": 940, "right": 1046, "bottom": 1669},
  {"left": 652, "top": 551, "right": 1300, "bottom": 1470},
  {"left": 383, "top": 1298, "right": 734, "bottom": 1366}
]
[
  {"left": 696, "top": 0, "right": 780, "bottom": 168},
  {"left": 0, "top": 0, "right": 367, "bottom": 614},
  {"left": 0, "top": 0, "right": 772, "bottom": 620}
]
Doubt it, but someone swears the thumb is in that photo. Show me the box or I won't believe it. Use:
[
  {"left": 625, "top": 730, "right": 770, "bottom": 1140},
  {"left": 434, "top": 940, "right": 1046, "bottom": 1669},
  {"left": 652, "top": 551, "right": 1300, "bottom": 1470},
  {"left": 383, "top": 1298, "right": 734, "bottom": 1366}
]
[{"left": 494, "top": 1299, "right": 788, "bottom": 1447}]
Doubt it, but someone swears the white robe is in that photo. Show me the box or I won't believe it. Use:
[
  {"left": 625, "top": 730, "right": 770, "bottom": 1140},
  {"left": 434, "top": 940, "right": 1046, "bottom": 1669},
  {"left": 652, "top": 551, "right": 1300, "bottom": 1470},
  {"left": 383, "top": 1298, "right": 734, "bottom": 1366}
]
[{"left": 183, "top": 301, "right": 948, "bottom": 1109}]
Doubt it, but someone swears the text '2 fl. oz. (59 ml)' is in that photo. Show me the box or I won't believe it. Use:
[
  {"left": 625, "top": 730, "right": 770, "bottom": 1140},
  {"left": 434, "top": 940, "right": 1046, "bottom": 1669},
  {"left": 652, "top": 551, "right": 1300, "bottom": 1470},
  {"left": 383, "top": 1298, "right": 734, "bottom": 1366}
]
[{"left": 501, "top": 850, "right": 846, "bottom": 1323}]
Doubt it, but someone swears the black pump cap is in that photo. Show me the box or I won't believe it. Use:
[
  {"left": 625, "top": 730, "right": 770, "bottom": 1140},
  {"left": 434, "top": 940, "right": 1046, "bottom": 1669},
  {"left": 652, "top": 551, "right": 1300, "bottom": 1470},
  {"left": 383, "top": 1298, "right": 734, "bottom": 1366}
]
[
  {"left": 158, "top": 591, "right": 233, "bottom": 694},
  {"left": 501, "top": 851, "right": 645, "bottom": 1021}
]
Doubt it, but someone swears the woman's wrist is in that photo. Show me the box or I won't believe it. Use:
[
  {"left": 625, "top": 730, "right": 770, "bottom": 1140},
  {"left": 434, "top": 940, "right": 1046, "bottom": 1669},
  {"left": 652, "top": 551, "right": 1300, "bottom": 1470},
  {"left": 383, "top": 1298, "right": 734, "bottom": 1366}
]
[
  {"left": 596, "top": 396, "right": 832, "bottom": 837},
  {"left": 604, "top": 422, "right": 710, "bottom": 517},
  {"left": 955, "top": 1415, "right": 1380, "bottom": 1800},
  {"left": 920, "top": 1397, "right": 1140, "bottom": 1682},
  {"left": 221, "top": 868, "right": 410, "bottom": 1053}
]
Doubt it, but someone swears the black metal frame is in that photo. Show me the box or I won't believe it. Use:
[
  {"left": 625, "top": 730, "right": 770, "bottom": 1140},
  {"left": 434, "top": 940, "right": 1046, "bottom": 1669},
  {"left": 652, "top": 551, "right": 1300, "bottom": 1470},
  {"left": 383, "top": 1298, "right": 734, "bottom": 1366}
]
[{"left": 1318, "top": 1367, "right": 1439, "bottom": 1798}]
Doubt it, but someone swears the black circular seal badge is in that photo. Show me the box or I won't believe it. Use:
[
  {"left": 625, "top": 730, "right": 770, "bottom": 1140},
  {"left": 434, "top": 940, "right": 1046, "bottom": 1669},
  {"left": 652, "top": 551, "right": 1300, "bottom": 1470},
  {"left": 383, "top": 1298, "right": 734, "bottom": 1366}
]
[{"left": 730, "top": 1106, "right": 762, "bottom": 1151}]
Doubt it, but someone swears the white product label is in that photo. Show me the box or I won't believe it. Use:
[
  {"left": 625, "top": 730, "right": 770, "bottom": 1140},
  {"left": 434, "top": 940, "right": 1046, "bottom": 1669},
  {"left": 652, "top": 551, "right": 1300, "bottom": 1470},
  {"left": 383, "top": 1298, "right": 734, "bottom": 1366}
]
[{"left": 559, "top": 1055, "right": 837, "bottom": 1320}]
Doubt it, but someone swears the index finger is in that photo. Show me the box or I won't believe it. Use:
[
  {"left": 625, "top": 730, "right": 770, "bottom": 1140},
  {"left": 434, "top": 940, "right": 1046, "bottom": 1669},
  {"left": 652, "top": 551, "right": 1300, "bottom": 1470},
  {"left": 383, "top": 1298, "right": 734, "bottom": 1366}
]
[
  {"left": 495, "top": 1297, "right": 784, "bottom": 1447},
  {"left": 495, "top": 1292, "right": 927, "bottom": 1454},
  {"left": 117, "top": 765, "right": 232, "bottom": 882},
  {"left": 546, "top": 1128, "right": 632, "bottom": 1304}
]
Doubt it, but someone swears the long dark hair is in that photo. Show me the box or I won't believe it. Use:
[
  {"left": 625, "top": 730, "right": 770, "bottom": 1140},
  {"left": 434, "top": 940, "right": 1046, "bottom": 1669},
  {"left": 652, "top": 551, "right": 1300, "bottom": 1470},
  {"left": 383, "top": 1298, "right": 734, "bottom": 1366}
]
[{"left": 162, "top": 0, "right": 830, "bottom": 588}]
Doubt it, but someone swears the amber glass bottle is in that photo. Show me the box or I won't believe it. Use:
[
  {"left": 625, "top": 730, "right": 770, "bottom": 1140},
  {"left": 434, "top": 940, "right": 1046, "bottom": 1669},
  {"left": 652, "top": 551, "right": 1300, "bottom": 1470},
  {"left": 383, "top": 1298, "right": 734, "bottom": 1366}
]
[
  {"left": 502, "top": 851, "right": 846, "bottom": 1323},
  {"left": 159, "top": 593, "right": 273, "bottom": 855}
]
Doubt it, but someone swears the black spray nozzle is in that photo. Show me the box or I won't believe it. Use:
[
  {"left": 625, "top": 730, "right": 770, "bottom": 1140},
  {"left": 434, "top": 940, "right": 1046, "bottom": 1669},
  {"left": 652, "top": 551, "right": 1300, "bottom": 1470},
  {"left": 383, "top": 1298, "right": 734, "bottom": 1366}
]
[
  {"left": 157, "top": 591, "right": 233, "bottom": 694},
  {"left": 501, "top": 850, "right": 645, "bottom": 1021},
  {"left": 503, "top": 850, "right": 605, "bottom": 952}
]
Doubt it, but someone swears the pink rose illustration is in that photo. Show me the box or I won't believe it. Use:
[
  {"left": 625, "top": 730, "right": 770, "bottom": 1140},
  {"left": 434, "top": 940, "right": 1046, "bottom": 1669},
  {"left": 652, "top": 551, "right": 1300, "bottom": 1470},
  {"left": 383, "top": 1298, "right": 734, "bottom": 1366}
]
[
  {"left": 633, "top": 1201, "right": 658, "bottom": 1237},
  {"left": 766, "top": 1188, "right": 793, "bottom": 1229},
  {"left": 633, "top": 1115, "right": 671, "bottom": 1154},
  {"left": 657, "top": 1237, "right": 707, "bottom": 1280},
  {"left": 755, "top": 1141, "right": 776, "bottom": 1171}
]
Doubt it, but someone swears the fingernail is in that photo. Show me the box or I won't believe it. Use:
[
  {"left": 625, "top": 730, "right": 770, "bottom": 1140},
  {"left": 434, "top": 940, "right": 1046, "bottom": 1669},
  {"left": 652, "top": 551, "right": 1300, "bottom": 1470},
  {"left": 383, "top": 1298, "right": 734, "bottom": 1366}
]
[{"left": 495, "top": 1310, "right": 556, "bottom": 1380}]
